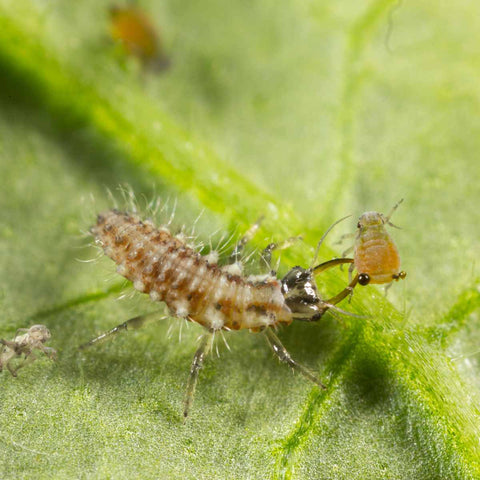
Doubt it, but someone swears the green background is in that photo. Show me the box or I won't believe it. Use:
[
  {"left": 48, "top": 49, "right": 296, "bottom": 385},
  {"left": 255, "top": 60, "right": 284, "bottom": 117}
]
[{"left": 0, "top": 0, "right": 479, "bottom": 478}]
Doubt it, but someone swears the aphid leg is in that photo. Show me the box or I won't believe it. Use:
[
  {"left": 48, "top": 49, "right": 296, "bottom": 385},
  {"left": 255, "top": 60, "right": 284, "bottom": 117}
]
[
  {"left": 348, "top": 262, "right": 355, "bottom": 282},
  {"left": 264, "top": 327, "right": 326, "bottom": 389},
  {"left": 384, "top": 198, "right": 404, "bottom": 227},
  {"left": 228, "top": 216, "right": 264, "bottom": 264},
  {"left": 78, "top": 311, "right": 167, "bottom": 350},
  {"left": 342, "top": 245, "right": 354, "bottom": 258},
  {"left": 335, "top": 232, "right": 355, "bottom": 246},
  {"left": 183, "top": 331, "right": 214, "bottom": 421}
]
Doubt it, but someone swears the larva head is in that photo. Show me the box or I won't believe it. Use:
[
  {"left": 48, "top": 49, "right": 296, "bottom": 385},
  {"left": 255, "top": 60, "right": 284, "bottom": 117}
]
[{"left": 281, "top": 267, "right": 328, "bottom": 321}]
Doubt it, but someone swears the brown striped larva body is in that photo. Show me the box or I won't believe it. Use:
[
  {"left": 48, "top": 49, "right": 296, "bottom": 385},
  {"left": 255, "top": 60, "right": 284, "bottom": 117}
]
[
  {"left": 92, "top": 209, "right": 292, "bottom": 332},
  {"left": 86, "top": 208, "right": 357, "bottom": 419}
]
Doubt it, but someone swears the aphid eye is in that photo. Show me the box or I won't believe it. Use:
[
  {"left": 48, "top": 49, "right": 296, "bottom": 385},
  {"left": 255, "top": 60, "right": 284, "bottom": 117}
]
[
  {"left": 357, "top": 222, "right": 361, "bottom": 229},
  {"left": 358, "top": 273, "right": 370, "bottom": 286}
]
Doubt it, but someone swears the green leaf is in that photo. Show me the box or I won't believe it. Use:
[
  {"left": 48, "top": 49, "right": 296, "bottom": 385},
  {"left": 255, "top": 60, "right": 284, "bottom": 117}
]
[{"left": 0, "top": 0, "right": 480, "bottom": 478}]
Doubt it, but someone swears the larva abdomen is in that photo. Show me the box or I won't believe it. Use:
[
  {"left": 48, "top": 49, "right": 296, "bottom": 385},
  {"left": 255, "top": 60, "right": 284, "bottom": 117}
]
[{"left": 91, "top": 210, "right": 292, "bottom": 331}]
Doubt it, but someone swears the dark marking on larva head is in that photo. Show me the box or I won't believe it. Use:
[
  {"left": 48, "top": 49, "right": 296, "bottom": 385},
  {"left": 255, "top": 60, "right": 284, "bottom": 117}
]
[{"left": 281, "top": 266, "right": 327, "bottom": 321}]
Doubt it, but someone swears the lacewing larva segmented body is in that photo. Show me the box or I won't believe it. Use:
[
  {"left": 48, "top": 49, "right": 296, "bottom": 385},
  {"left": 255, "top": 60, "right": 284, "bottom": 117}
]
[
  {"left": 92, "top": 209, "right": 291, "bottom": 331},
  {"left": 85, "top": 208, "right": 357, "bottom": 419}
]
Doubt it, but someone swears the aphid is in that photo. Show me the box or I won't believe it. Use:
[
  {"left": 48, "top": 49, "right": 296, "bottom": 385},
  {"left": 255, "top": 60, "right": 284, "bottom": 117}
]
[
  {"left": 109, "top": 5, "right": 169, "bottom": 70},
  {"left": 82, "top": 209, "right": 357, "bottom": 419},
  {"left": 0, "top": 325, "right": 56, "bottom": 377},
  {"left": 349, "top": 199, "right": 406, "bottom": 288}
]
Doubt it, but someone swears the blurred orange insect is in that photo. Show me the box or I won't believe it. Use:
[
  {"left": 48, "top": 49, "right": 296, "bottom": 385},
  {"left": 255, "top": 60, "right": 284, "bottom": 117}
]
[
  {"left": 348, "top": 199, "right": 406, "bottom": 290},
  {"left": 109, "top": 5, "right": 169, "bottom": 70}
]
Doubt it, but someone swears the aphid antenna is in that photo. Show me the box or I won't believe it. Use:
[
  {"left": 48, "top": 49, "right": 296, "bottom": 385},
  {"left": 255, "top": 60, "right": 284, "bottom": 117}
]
[
  {"left": 310, "top": 215, "right": 352, "bottom": 269},
  {"left": 384, "top": 198, "right": 404, "bottom": 224}
]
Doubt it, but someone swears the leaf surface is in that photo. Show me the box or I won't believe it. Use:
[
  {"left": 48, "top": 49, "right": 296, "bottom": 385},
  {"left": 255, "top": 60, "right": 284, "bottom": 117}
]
[{"left": 0, "top": 1, "right": 479, "bottom": 478}]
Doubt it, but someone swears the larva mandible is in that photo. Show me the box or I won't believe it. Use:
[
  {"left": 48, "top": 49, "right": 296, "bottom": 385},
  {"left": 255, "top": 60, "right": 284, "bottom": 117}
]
[{"left": 82, "top": 207, "right": 358, "bottom": 419}]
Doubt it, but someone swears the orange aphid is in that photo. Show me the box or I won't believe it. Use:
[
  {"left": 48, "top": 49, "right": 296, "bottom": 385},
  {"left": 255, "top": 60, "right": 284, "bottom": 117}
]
[
  {"left": 109, "top": 5, "right": 168, "bottom": 69},
  {"left": 352, "top": 200, "right": 406, "bottom": 287}
]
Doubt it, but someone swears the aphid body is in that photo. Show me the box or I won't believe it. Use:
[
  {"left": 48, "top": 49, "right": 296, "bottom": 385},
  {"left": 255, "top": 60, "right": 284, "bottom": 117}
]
[
  {"left": 87, "top": 208, "right": 357, "bottom": 418},
  {"left": 109, "top": 5, "right": 169, "bottom": 70},
  {"left": 0, "top": 325, "right": 56, "bottom": 377},
  {"left": 353, "top": 202, "right": 406, "bottom": 287}
]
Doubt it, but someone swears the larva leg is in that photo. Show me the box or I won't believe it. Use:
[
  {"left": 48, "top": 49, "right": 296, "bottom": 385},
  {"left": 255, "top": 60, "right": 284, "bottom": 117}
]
[
  {"left": 183, "top": 331, "right": 213, "bottom": 421},
  {"left": 261, "top": 236, "right": 302, "bottom": 272},
  {"left": 264, "top": 328, "right": 326, "bottom": 389},
  {"left": 228, "top": 216, "right": 264, "bottom": 264},
  {"left": 79, "top": 311, "right": 167, "bottom": 350}
]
